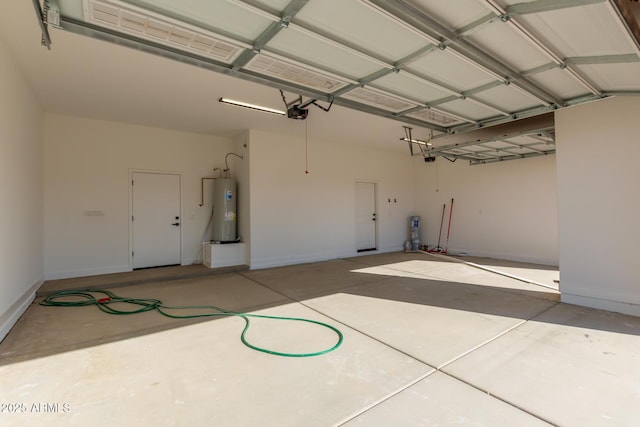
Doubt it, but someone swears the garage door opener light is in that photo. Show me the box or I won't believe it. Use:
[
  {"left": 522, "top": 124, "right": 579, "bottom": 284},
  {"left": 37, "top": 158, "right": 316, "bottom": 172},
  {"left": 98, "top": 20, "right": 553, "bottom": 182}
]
[
  {"left": 219, "top": 97, "right": 286, "bottom": 115},
  {"left": 401, "top": 126, "right": 432, "bottom": 146},
  {"left": 400, "top": 137, "right": 431, "bottom": 146}
]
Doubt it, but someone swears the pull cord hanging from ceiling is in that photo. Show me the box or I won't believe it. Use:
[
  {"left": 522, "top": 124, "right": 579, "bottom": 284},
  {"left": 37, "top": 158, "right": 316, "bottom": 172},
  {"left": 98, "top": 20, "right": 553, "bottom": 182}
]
[{"left": 305, "top": 119, "right": 309, "bottom": 174}]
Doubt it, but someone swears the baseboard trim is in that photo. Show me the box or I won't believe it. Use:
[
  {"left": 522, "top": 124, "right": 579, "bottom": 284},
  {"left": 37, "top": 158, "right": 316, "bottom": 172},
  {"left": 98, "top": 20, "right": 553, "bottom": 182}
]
[
  {"left": 44, "top": 264, "right": 132, "bottom": 280},
  {"left": 249, "top": 247, "right": 399, "bottom": 270},
  {"left": 444, "top": 247, "right": 558, "bottom": 267},
  {"left": 561, "top": 293, "right": 640, "bottom": 317},
  {"left": 0, "top": 280, "right": 41, "bottom": 343}
]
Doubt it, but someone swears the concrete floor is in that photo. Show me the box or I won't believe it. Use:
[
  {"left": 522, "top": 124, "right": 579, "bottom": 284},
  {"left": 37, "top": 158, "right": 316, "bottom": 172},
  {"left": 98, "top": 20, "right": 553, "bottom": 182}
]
[{"left": 1, "top": 252, "right": 639, "bottom": 426}]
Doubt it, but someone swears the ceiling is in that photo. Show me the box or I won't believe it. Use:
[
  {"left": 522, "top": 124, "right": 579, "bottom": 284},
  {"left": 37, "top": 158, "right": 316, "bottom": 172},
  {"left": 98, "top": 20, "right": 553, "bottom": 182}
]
[{"left": 4, "top": 0, "right": 640, "bottom": 159}]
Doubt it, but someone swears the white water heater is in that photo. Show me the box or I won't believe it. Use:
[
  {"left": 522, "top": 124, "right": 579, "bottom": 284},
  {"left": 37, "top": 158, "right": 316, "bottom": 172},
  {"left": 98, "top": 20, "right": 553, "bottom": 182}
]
[{"left": 212, "top": 178, "right": 237, "bottom": 242}]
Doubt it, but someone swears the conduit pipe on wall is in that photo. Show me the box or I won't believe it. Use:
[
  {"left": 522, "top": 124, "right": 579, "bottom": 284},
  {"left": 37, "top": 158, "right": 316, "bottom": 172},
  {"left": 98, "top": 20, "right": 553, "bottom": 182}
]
[
  {"left": 224, "top": 152, "right": 244, "bottom": 178},
  {"left": 198, "top": 178, "right": 215, "bottom": 207},
  {"left": 198, "top": 168, "right": 224, "bottom": 207}
]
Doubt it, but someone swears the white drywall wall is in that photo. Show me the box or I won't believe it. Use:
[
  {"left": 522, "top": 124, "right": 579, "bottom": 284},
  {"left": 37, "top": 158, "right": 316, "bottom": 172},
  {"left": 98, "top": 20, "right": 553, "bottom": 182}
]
[
  {"left": 246, "top": 127, "right": 415, "bottom": 269},
  {"left": 414, "top": 153, "right": 558, "bottom": 265},
  {"left": 556, "top": 96, "right": 640, "bottom": 316},
  {"left": 39, "top": 111, "right": 562, "bottom": 278},
  {"left": 0, "top": 39, "right": 43, "bottom": 341},
  {"left": 43, "top": 114, "right": 234, "bottom": 279}
]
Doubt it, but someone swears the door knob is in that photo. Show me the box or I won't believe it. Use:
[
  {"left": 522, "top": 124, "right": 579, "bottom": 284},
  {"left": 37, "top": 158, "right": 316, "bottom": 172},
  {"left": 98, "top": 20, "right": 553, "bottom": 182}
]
[{"left": 171, "top": 222, "right": 180, "bottom": 226}]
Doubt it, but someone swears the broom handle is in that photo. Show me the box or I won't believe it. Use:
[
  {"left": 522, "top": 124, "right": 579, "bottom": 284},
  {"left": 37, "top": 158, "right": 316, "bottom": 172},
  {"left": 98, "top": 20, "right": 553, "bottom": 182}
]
[
  {"left": 445, "top": 198, "right": 454, "bottom": 252},
  {"left": 436, "top": 203, "right": 445, "bottom": 248}
]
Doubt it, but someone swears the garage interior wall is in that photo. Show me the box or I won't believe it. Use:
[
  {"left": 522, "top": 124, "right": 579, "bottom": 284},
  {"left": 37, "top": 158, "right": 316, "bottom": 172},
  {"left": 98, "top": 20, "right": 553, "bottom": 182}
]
[
  {"left": 41, "top": 115, "right": 562, "bottom": 274},
  {"left": 0, "top": 39, "right": 44, "bottom": 340},
  {"left": 43, "top": 113, "right": 234, "bottom": 279},
  {"left": 232, "top": 131, "right": 251, "bottom": 266},
  {"left": 245, "top": 128, "right": 416, "bottom": 269},
  {"left": 414, "top": 154, "right": 559, "bottom": 266},
  {"left": 556, "top": 96, "right": 640, "bottom": 317}
]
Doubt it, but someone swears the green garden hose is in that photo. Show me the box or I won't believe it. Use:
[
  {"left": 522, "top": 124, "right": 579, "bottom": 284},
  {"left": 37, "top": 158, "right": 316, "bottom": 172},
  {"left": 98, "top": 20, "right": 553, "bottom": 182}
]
[{"left": 39, "top": 289, "right": 343, "bottom": 357}]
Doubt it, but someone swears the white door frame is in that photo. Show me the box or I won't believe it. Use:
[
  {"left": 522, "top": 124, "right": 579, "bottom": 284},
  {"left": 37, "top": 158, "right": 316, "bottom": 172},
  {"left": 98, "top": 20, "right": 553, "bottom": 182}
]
[
  {"left": 355, "top": 180, "right": 378, "bottom": 252},
  {"left": 129, "top": 169, "right": 183, "bottom": 269}
]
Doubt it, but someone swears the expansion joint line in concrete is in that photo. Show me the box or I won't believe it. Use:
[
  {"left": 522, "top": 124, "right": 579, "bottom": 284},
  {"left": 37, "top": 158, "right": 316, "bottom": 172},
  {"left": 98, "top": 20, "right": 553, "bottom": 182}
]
[
  {"left": 238, "top": 269, "right": 561, "bottom": 425},
  {"left": 435, "top": 301, "right": 561, "bottom": 426}
]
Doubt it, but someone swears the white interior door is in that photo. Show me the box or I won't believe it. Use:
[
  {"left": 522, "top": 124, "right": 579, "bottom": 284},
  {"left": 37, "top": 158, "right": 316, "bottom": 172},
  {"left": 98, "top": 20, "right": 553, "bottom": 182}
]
[
  {"left": 355, "top": 182, "right": 377, "bottom": 252},
  {"left": 132, "top": 172, "right": 181, "bottom": 269}
]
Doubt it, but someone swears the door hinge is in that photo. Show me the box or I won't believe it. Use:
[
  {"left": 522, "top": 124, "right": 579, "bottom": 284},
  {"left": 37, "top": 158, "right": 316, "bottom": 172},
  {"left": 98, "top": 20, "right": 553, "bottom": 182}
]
[
  {"left": 132, "top": 251, "right": 134, "bottom": 257},
  {"left": 131, "top": 179, "right": 134, "bottom": 186}
]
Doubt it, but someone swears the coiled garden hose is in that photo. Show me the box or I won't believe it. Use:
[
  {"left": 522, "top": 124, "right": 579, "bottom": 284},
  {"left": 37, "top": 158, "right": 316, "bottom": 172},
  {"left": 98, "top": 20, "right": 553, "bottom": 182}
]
[{"left": 39, "top": 289, "right": 343, "bottom": 357}]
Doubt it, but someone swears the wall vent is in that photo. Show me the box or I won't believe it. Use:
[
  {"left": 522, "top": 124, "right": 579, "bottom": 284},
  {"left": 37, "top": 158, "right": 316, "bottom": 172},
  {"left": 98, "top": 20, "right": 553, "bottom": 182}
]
[
  {"left": 244, "top": 55, "right": 350, "bottom": 92},
  {"left": 340, "top": 87, "right": 417, "bottom": 113},
  {"left": 84, "top": 0, "right": 244, "bottom": 63}
]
